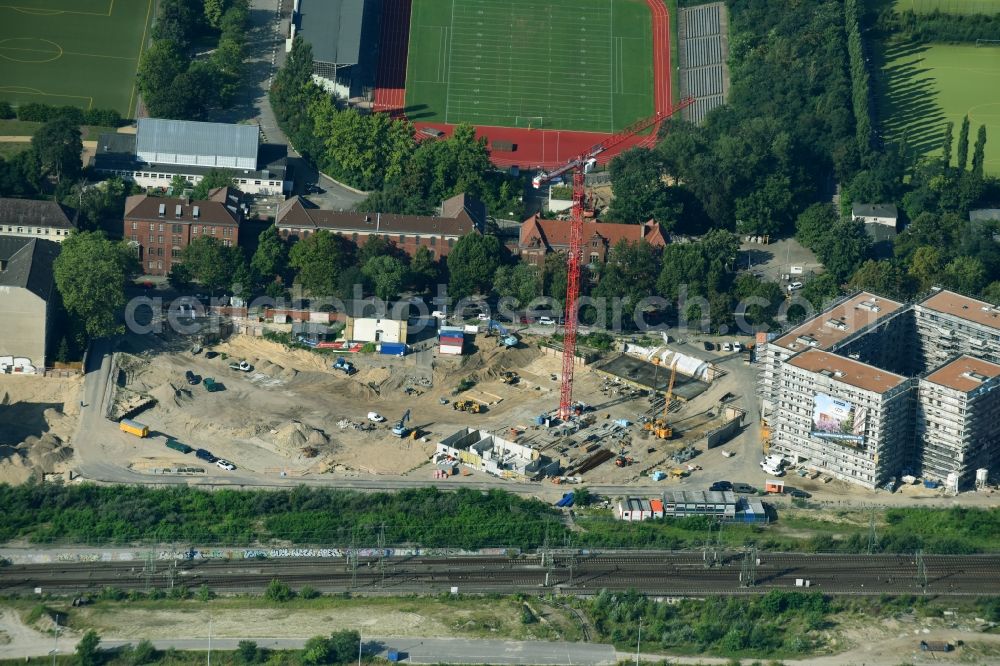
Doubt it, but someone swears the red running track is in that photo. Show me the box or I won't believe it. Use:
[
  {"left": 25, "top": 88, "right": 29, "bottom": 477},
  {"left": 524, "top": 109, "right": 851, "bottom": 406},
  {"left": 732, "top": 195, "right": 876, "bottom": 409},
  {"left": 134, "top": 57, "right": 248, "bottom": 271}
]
[{"left": 373, "top": 0, "right": 673, "bottom": 169}]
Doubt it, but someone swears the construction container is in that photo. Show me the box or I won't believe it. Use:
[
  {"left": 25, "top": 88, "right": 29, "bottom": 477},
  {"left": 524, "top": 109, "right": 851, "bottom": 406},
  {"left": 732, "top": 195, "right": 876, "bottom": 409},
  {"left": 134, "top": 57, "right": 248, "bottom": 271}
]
[
  {"left": 440, "top": 344, "right": 463, "bottom": 355},
  {"left": 119, "top": 419, "right": 149, "bottom": 438},
  {"left": 379, "top": 342, "right": 407, "bottom": 356},
  {"left": 165, "top": 438, "right": 192, "bottom": 454}
]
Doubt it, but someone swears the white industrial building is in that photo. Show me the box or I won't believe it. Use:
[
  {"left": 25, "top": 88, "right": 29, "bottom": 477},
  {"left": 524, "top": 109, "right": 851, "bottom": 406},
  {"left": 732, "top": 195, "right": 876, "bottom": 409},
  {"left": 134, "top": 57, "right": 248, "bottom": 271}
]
[
  {"left": 93, "top": 119, "right": 291, "bottom": 195},
  {"left": 343, "top": 316, "right": 407, "bottom": 344},
  {"left": 435, "top": 428, "right": 560, "bottom": 481},
  {"left": 0, "top": 236, "right": 60, "bottom": 374}
]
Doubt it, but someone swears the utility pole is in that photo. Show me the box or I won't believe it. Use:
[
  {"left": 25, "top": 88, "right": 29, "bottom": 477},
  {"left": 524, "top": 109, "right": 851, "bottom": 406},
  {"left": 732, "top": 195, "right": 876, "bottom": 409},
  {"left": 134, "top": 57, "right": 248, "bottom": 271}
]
[
  {"left": 915, "top": 549, "right": 928, "bottom": 594},
  {"left": 740, "top": 546, "right": 758, "bottom": 587},
  {"left": 635, "top": 617, "right": 641, "bottom": 666},
  {"left": 377, "top": 523, "right": 387, "bottom": 588},
  {"left": 207, "top": 617, "right": 212, "bottom": 666},
  {"left": 867, "top": 506, "right": 879, "bottom": 555},
  {"left": 347, "top": 536, "right": 358, "bottom": 589},
  {"left": 143, "top": 551, "right": 156, "bottom": 593}
]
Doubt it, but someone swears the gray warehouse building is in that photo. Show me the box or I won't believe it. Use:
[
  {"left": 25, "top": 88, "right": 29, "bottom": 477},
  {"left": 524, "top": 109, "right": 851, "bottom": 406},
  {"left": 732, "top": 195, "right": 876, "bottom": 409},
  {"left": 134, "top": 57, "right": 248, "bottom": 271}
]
[
  {"left": 294, "top": 0, "right": 381, "bottom": 99},
  {"left": 0, "top": 236, "right": 60, "bottom": 375}
]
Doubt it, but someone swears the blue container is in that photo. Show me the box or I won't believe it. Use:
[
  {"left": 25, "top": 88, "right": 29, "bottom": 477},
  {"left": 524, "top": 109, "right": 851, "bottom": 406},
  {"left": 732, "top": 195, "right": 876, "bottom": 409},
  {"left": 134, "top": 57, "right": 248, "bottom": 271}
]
[
  {"left": 379, "top": 342, "right": 407, "bottom": 356},
  {"left": 923, "top": 479, "right": 938, "bottom": 489},
  {"left": 387, "top": 650, "right": 400, "bottom": 662}
]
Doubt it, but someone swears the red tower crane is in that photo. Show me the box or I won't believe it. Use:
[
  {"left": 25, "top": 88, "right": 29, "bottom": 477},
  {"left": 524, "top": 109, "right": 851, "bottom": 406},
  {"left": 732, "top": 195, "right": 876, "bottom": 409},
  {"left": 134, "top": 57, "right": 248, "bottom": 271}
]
[{"left": 532, "top": 98, "right": 695, "bottom": 421}]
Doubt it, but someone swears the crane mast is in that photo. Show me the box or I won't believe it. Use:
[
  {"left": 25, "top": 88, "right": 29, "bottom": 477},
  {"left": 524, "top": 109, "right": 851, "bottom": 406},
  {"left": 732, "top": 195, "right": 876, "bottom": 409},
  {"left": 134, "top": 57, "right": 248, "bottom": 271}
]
[{"left": 544, "top": 98, "right": 695, "bottom": 421}]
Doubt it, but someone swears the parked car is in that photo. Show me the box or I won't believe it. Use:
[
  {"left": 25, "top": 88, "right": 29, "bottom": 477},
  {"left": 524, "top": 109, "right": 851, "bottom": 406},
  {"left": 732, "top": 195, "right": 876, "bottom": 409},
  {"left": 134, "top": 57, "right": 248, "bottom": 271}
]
[
  {"left": 786, "top": 281, "right": 804, "bottom": 291},
  {"left": 216, "top": 459, "right": 236, "bottom": 471},
  {"left": 721, "top": 342, "right": 732, "bottom": 352},
  {"left": 787, "top": 488, "right": 811, "bottom": 499},
  {"left": 195, "top": 449, "right": 217, "bottom": 463},
  {"left": 185, "top": 370, "right": 200, "bottom": 385},
  {"left": 229, "top": 360, "right": 253, "bottom": 372},
  {"left": 477, "top": 313, "right": 490, "bottom": 321},
  {"left": 368, "top": 412, "right": 386, "bottom": 423},
  {"left": 732, "top": 483, "right": 756, "bottom": 494},
  {"left": 731, "top": 341, "right": 743, "bottom": 352},
  {"left": 306, "top": 184, "right": 325, "bottom": 194},
  {"left": 538, "top": 316, "right": 556, "bottom": 325},
  {"left": 703, "top": 341, "right": 715, "bottom": 351},
  {"left": 709, "top": 481, "right": 732, "bottom": 492}
]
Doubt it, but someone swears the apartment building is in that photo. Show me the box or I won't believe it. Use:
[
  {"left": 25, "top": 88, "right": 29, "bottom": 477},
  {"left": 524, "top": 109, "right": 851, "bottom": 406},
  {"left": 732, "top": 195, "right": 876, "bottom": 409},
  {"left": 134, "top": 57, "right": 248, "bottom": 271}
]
[
  {"left": 123, "top": 188, "right": 242, "bottom": 276},
  {"left": 914, "top": 289, "right": 1000, "bottom": 368},
  {"left": 758, "top": 293, "right": 905, "bottom": 413},
  {"left": 917, "top": 355, "right": 1000, "bottom": 489},
  {"left": 772, "top": 349, "right": 913, "bottom": 489}
]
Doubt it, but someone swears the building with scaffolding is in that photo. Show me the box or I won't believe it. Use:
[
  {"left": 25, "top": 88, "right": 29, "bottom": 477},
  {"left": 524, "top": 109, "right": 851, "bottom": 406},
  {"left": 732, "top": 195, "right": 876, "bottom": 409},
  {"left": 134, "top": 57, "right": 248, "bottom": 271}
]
[
  {"left": 761, "top": 288, "right": 1000, "bottom": 491},
  {"left": 435, "top": 428, "right": 560, "bottom": 481}
]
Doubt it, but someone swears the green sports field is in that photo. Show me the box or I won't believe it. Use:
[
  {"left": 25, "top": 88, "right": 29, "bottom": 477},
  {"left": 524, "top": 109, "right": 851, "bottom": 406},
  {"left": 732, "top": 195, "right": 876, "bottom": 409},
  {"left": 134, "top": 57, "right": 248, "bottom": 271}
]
[
  {"left": 0, "top": 0, "right": 153, "bottom": 117},
  {"left": 894, "top": 0, "right": 1000, "bottom": 14},
  {"left": 404, "top": 0, "right": 654, "bottom": 133},
  {"left": 879, "top": 41, "right": 1000, "bottom": 174}
]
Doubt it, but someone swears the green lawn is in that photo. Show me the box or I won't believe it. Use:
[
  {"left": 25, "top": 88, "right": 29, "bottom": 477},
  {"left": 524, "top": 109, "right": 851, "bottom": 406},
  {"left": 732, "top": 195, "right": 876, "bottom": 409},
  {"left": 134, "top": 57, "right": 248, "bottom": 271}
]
[
  {"left": 0, "top": 118, "right": 119, "bottom": 140},
  {"left": 0, "top": 141, "right": 30, "bottom": 158},
  {"left": 877, "top": 40, "right": 1000, "bottom": 174},
  {"left": 404, "top": 0, "right": 654, "bottom": 132},
  {"left": 893, "top": 0, "right": 1000, "bottom": 14},
  {"left": 0, "top": 0, "right": 154, "bottom": 117}
]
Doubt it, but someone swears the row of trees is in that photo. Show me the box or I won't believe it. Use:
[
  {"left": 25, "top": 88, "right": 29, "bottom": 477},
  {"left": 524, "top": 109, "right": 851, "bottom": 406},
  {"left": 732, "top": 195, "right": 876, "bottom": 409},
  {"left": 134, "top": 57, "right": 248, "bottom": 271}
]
[
  {"left": 879, "top": 8, "right": 1000, "bottom": 42},
  {"left": 137, "top": 0, "right": 249, "bottom": 119},
  {"left": 270, "top": 38, "right": 524, "bottom": 218},
  {"left": 0, "top": 101, "right": 122, "bottom": 127},
  {"left": 845, "top": 0, "right": 874, "bottom": 159}
]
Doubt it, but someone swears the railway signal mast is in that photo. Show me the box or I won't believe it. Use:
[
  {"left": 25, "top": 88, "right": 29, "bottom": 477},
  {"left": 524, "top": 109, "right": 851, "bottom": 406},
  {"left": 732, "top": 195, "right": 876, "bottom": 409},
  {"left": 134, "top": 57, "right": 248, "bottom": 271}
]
[{"left": 532, "top": 98, "right": 695, "bottom": 420}]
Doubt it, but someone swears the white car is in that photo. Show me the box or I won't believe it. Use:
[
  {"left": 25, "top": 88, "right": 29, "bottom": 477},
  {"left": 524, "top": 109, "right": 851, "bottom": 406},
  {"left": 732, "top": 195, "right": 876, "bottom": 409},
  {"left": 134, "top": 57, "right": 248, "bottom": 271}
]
[
  {"left": 721, "top": 342, "right": 732, "bottom": 352},
  {"left": 367, "top": 412, "right": 386, "bottom": 423},
  {"left": 731, "top": 341, "right": 743, "bottom": 353},
  {"left": 477, "top": 313, "right": 490, "bottom": 321},
  {"left": 538, "top": 316, "right": 556, "bottom": 325},
  {"left": 786, "top": 281, "right": 804, "bottom": 291},
  {"left": 216, "top": 459, "right": 236, "bottom": 471}
]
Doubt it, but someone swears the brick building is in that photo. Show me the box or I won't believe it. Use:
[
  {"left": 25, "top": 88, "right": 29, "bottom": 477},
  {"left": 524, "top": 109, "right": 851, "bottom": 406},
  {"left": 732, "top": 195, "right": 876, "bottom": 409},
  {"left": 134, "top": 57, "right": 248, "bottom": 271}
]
[
  {"left": 517, "top": 216, "right": 667, "bottom": 266},
  {"left": 124, "top": 187, "right": 242, "bottom": 276},
  {"left": 275, "top": 193, "right": 485, "bottom": 259}
]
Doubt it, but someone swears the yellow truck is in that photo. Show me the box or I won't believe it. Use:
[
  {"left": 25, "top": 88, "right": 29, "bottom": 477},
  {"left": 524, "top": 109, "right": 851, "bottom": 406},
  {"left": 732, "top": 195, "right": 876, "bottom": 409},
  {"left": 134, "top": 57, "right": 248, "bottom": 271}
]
[{"left": 119, "top": 419, "right": 149, "bottom": 438}]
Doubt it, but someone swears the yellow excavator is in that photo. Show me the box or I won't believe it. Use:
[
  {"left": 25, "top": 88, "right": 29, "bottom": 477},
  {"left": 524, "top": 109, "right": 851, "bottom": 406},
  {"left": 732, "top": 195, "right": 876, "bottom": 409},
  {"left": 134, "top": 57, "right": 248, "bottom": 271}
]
[{"left": 644, "top": 360, "right": 676, "bottom": 439}]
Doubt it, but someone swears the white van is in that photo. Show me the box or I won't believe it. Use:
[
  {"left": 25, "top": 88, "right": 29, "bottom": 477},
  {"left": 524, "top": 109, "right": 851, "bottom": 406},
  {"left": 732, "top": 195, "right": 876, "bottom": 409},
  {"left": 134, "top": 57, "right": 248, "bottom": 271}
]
[{"left": 538, "top": 316, "right": 556, "bottom": 325}]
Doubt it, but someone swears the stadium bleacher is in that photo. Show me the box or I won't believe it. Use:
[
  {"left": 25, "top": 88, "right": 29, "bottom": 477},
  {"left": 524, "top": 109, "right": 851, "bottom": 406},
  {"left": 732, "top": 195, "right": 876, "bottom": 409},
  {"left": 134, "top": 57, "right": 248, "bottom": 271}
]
[{"left": 677, "top": 2, "right": 729, "bottom": 125}]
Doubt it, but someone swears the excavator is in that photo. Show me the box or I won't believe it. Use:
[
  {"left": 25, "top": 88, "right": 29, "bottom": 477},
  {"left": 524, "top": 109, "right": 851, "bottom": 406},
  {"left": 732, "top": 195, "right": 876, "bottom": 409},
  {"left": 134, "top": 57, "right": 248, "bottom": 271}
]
[
  {"left": 453, "top": 399, "right": 482, "bottom": 414},
  {"left": 392, "top": 409, "right": 412, "bottom": 438},
  {"left": 643, "top": 360, "right": 676, "bottom": 440}
]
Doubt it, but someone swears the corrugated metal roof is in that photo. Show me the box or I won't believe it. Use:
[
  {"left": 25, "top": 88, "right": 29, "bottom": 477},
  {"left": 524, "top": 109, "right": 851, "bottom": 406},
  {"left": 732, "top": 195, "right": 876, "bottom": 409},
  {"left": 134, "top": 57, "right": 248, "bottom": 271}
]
[
  {"left": 136, "top": 118, "right": 258, "bottom": 163},
  {"left": 299, "top": 0, "right": 365, "bottom": 66}
]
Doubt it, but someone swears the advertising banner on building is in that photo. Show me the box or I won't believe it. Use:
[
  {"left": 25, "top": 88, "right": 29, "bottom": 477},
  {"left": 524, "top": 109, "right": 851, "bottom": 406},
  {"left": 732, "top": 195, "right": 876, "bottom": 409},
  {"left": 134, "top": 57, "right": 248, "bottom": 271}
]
[{"left": 811, "top": 393, "right": 865, "bottom": 445}]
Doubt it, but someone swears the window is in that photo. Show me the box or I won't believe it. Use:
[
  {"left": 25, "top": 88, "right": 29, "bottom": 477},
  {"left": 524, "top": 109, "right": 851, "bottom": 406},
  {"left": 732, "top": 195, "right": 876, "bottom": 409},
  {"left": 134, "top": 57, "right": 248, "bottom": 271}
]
[
  {"left": 592, "top": 239, "right": 599, "bottom": 248},
  {"left": 448, "top": 238, "right": 455, "bottom": 247},
  {"left": 148, "top": 261, "right": 154, "bottom": 270},
  {"left": 157, "top": 247, "right": 164, "bottom": 257},
  {"left": 171, "top": 248, "right": 181, "bottom": 258},
  {"left": 187, "top": 175, "right": 195, "bottom": 181},
  {"left": 131, "top": 235, "right": 137, "bottom": 242},
  {"left": 157, "top": 261, "right": 163, "bottom": 270},
  {"left": 590, "top": 253, "right": 599, "bottom": 263},
  {"left": 158, "top": 235, "right": 163, "bottom": 244},
  {"left": 430, "top": 236, "right": 436, "bottom": 246},
  {"left": 223, "top": 239, "right": 232, "bottom": 247},
  {"left": 159, "top": 223, "right": 164, "bottom": 232},
  {"left": 239, "top": 179, "right": 247, "bottom": 184},
  {"left": 132, "top": 222, "right": 138, "bottom": 230},
  {"left": 192, "top": 226, "right": 199, "bottom": 234},
  {"left": 172, "top": 235, "right": 181, "bottom": 245},
  {"left": 352, "top": 233, "right": 359, "bottom": 243},
  {"left": 254, "top": 180, "right": 261, "bottom": 185},
  {"left": 172, "top": 224, "right": 183, "bottom": 233},
  {"left": 399, "top": 234, "right": 405, "bottom": 244},
  {"left": 149, "top": 223, "right": 154, "bottom": 231},
  {"left": 209, "top": 226, "right": 216, "bottom": 235}
]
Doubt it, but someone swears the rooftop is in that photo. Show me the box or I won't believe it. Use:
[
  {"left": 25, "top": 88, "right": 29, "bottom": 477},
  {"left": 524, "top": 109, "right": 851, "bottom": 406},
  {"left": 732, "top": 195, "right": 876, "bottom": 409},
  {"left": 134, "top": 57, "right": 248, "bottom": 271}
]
[
  {"left": 773, "top": 292, "right": 904, "bottom": 352},
  {"left": 0, "top": 236, "right": 60, "bottom": 300},
  {"left": 276, "top": 196, "right": 484, "bottom": 236},
  {"left": 787, "top": 349, "right": 907, "bottom": 394},
  {"left": 298, "top": 0, "right": 365, "bottom": 67},
  {"left": 852, "top": 203, "right": 898, "bottom": 219},
  {"left": 0, "top": 198, "right": 76, "bottom": 229},
  {"left": 124, "top": 189, "right": 241, "bottom": 226},
  {"left": 520, "top": 216, "right": 667, "bottom": 249},
  {"left": 918, "top": 289, "right": 1000, "bottom": 331},
  {"left": 923, "top": 355, "right": 1000, "bottom": 393},
  {"left": 136, "top": 118, "right": 259, "bottom": 165}
]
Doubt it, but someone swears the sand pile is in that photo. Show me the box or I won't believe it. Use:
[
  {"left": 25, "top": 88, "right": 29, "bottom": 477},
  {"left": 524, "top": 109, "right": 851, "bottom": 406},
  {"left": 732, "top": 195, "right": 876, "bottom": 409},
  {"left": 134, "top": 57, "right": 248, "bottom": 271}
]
[
  {"left": 272, "top": 421, "right": 329, "bottom": 454},
  {"left": 22, "top": 434, "right": 73, "bottom": 472},
  {"left": 149, "top": 382, "right": 192, "bottom": 408}
]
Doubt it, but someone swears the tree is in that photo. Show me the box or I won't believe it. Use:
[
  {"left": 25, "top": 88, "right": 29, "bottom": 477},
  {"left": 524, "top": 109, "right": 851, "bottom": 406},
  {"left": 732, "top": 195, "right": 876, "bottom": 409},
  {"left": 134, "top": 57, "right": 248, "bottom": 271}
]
[
  {"left": 957, "top": 115, "right": 971, "bottom": 172},
  {"left": 943, "top": 256, "right": 988, "bottom": 295},
  {"left": 250, "top": 225, "right": 289, "bottom": 286},
  {"left": 203, "top": 0, "right": 226, "bottom": 28},
  {"left": 493, "top": 262, "right": 541, "bottom": 306},
  {"left": 237, "top": 641, "right": 260, "bottom": 665},
  {"left": 54, "top": 232, "right": 138, "bottom": 339},
  {"left": 136, "top": 40, "right": 190, "bottom": 118},
  {"left": 358, "top": 235, "right": 405, "bottom": 265},
  {"left": 408, "top": 245, "right": 439, "bottom": 292},
  {"left": 799, "top": 272, "right": 841, "bottom": 309},
  {"left": 75, "top": 630, "right": 102, "bottom": 666},
  {"left": 160, "top": 60, "right": 220, "bottom": 120},
  {"left": 169, "top": 174, "right": 189, "bottom": 195},
  {"left": 212, "top": 35, "right": 245, "bottom": 107},
  {"left": 362, "top": 255, "right": 407, "bottom": 301},
  {"left": 542, "top": 251, "right": 568, "bottom": 299},
  {"left": 847, "top": 260, "right": 911, "bottom": 300},
  {"left": 941, "top": 121, "right": 954, "bottom": 170},
  {"left": 269, "top": 37, "right": 325, "bottom": 158},
  {"left": 907, "top": 246, "right": 945, "bottom": 291},
  {"left": 191, "top": 169, "right": 236, "bottom": 199},
  {"left": 70, "top": 177, "right": 128, "bottom": 232},
  {"left": 151, "top": 0, "right": 200, "bottom": 48},
  {"left": 289, "top": 230, "right": 354, "bottom": 296},
  {"left": 32, "top": 118, "right": 82, "bottom": 184},
  {"left": 300, "top": 636, "right": 333, "bottom": 666},
  {"left": 130, "top": 639, "right": 157, "bottom": 666},
  {"left": 972, "top": 125, "right": 987, "bottom": 179},
  {"left": 795, "top": 203, "right": 838, "bottom": 250},
  {"left": 594, "top": 240, "right": 662, "bottom": 327},
  {"left": 264, "top": 578, "right": 293, "bottom": 602},
  {"left": 180, "top": 237, "right": 240, "bottom": 294},
  {"left": 447, "top": 234, "right": 503, "bottom": 300},
  {"left": 607, "top": 147, "right": 682, "bottom": 226}
]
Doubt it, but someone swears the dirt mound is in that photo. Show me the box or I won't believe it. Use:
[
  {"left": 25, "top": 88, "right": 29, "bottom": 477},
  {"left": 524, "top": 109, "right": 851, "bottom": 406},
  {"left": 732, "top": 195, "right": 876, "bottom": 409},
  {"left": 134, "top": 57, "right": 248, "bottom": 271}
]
[
  {"left": 149, "top": 382, "right": 192, "bottom": 408},
  {"left": 23, "top": 434, "right": 73, "bottom": 473},
  {"left": 272, "top": 421, "right": 329, "bottom": 455}
]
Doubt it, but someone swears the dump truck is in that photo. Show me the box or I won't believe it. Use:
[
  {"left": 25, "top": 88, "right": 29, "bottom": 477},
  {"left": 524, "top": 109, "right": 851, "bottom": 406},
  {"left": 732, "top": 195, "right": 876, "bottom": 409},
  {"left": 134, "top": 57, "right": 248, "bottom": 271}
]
[
  {"left": 165, "top": 438, "right": 193, "bottom": 454},
  {"left": 119, "top": 419, "right": 149, "bottom": 438}
]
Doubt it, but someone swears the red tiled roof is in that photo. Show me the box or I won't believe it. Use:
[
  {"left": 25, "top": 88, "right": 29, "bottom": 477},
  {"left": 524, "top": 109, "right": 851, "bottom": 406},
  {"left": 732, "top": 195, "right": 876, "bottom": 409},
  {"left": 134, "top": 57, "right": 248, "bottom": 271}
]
[
  {"left": 519, "top": 215, "right": 667, "bottom": 249},
  {"left": 276, "top": 196, "right": 482, "bottom": 236},
  {"left": 124, "top": 194, "right": 240, "bottom": 226}
]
